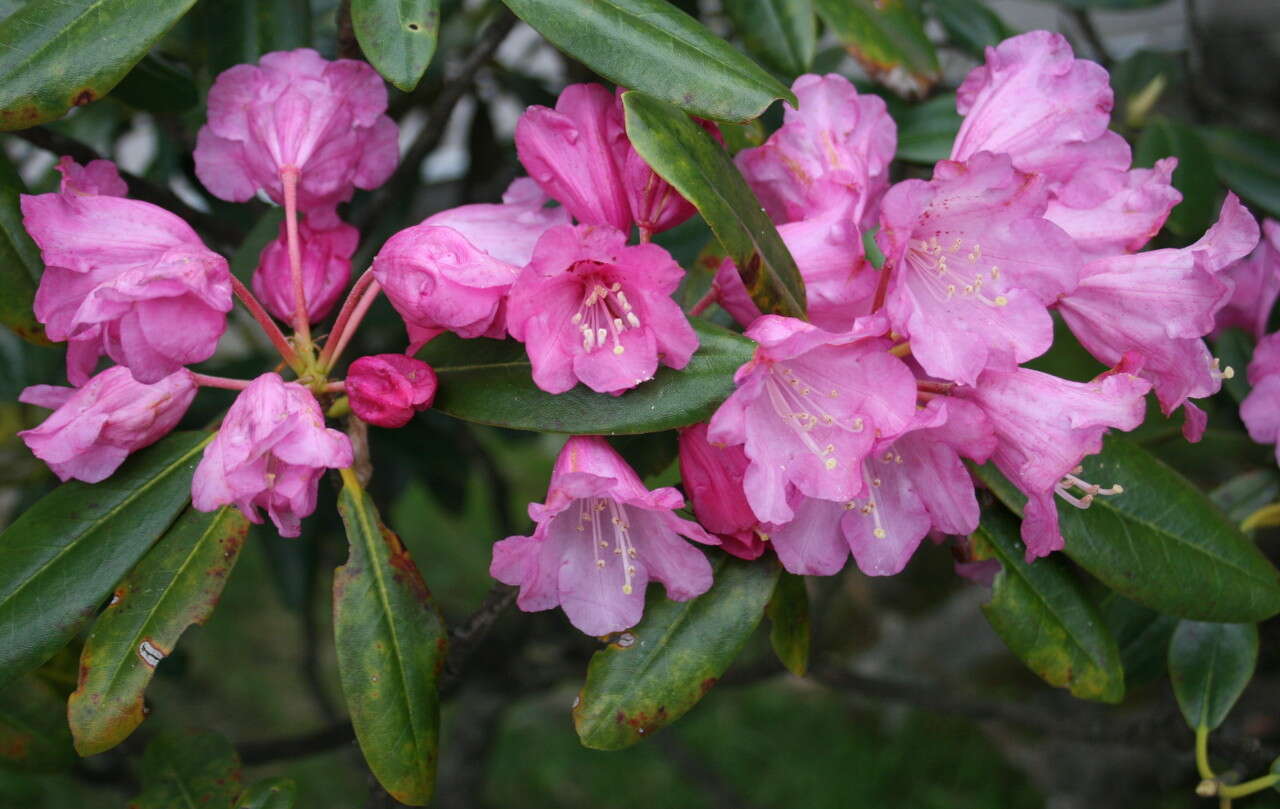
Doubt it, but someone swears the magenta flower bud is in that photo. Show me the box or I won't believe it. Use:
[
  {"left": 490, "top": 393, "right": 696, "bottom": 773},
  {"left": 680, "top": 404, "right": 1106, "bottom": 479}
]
[
  {"left": 192, "top": 373, "right": 353, "bottom": 537},
  {"left": 252, "top": 212, "right": 358, "bottom": 323},
  {"left": 55, "top": 156, "right": 128, "bottom": 197},
  {"left": 346, "top": 354, "right": 438, "bottom": 429},
  {"left": 19, "top": 366, "right": 197, "bottom": 484},
  {"left": 677, "top": 423, "right": 756, "bottom": 537}
]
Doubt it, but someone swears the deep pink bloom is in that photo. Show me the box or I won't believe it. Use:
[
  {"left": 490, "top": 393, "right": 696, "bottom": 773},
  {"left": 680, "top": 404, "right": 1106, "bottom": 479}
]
[
  {"left": 346, "top": 354, "right": 437, "bottom": 428},
  {"left": 953, "top": 363, "right": 1151, "bottom": 560},
  {"left": 1057, "top": 194, "right": 1258, "bottom": 436},
  {"left": 55, "top": 156, "right": 128, "bottom": 197},
  {"left": 490, "top": 436, "right": 717, "bottom": 636},
  {"left": 192, "top": 373, "right": 352, "bottom": 537},
  {"left": 253, "top": 212, "right": 358, "bottom": 323},
  {"left": 1045, "top": 158, "right": 1182, "bottom": 258},
  {"left": 876, "top": 152, "right": 1080, "bottom": 386},
  {"left": 707, "top": 315, "right": 917, "bottom": 526},
  {"left": 194, "top": 49, "right": 398, "bottom": 210},
  {"left": 515, "top": 84, "right": 632, "bottom": 232},
  {"left": 677, "top": 423, "right": 766, "bottom": 560},
  {"left": 21, "top": 192, "right": 232, "bottom": 385},
  {"left": 1241, "top": 332, "right": 1280, "bottom": 465},
  {"left": 616, "top": 117, "right": 703, "bottom": 238},
  {"left": 506, "top": 224, "right": 697, "bottom": 395},
  {"left": 373, "top": 179, "right": 569, "bottom": 349},
  {"left": 736, "top": 73, "right": 895, "bottom": 227},
  {"left": 19, "top": 366, "right": 196, "bottom": 483},
  {"left": 1217, "top": 218, "right": 1280, "bottom": 340}
]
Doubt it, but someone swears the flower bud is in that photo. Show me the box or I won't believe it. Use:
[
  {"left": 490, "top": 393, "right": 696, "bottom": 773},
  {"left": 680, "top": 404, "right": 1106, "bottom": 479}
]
[
  {"left": 252, "top": 213, "right": 358, "bottom": 324},
  {"left": 677, "top": 423, "right": 757, "bottom": 537},
  {"left": 347, "top": 354, "right": 438, "bottom": 428}
]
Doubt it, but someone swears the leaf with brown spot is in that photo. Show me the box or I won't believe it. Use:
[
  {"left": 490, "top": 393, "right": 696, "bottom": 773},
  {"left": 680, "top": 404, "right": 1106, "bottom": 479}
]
[{"left": 352, "top": 0, "right": 440, "bottom": 92}]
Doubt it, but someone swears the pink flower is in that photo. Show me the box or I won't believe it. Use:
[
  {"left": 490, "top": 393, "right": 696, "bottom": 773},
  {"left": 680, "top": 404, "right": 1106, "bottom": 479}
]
[
  {"left": 21, "top": 191, "right": 233, "bottom": 385},
  {"left": 515, "top": 83, "right": 632, "bottom": 231},
  {"left": 346, "top": 354, "right": 437, "bottom": 429},
  {"left": 736, "top": 73, "right": 896, "bottom": 227},
  {"left": 1241, "top": 332, "right": 1280, "bottom": 465},
  {"left": 506, "top": 224, "right": 697, "bottom": 395},
  {"left": 18, "top": 366, "right": 197, "bottom": 483},
  {"left": 768, "top": 398, "right": 995, "bottom": 577},
  {"left": 706, "top": 315, "right": 917, "bottom": 526},
  {"left": 677, "top": 423, "right": 765, "bottom": 560},
  {"left": 1057, "top": 194, "right": 1259, "bottom": 437},
  {"left": 192, "top": 373, "right": 353, "bottom": 537},
  {"left": 55, "top": 156, "right": 128, "bottom": 197},
  {"left": 1044, "top": 158, "right": 1182, "bottom": 258},
  {"left": 1217, "top": 218, "right": 1280, "bottom": 340},
  {"left": 876, "top": 152, "right": 1080, "bottom": 386},
  {"left": 953, "top": 363, "right": 1151, "bottom": 560},
  {"left": 252, "top": 212, "right": 358, "bottom": 324},
  {"left": 491, "top": 436, "right": 717, "bottom": 636},
  {"left": 373, "top": 179, "right": 569, "bottom": 349},
  {"left": 194, "top": 49, "right": 398, "bottom": 210}
]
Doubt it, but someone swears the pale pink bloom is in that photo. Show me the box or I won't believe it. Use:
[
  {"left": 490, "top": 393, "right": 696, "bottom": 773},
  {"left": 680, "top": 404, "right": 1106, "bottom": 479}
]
[
  {"left": 192, "top": 373, "right": 352, "bottom": 537},
  {"left": 21, "top": 192, "right": 232, "bottom": 385},
  {"left": 194, "top": 49, "right": 398, "bottom": 210},
  {"left": 1217, "top": 218, "right": 1280, "bottom": 340},
  {"left": 953, "top": 363, "right": 1151, "bottom": 560},
  {"left": 374, "top": 179, "right": 569, "bottom": 349},
  {"left": 1045, "top": 158, "right": 1182, "bottom": 258},
  {"left": 253, "top": 212, "right": 357, "bottom": 324},
  {"left": 736, "top": 73, "right": 895, "bottom": 227},
  {"left": 55, "top": 156, "right": 128, "bottom": 197},
  {"left": 491, "top": 436, "right": 717, "bottom": 636},
  {"left": 506, "top": 224, "right": 697, "bottom": 395},
  {"left": 876, "top": 152, "right": 1080, "bottom": 386},
  {"left": 1241, "top": 332, "right": 1280, "bottom": 466},
  {"left": 707, "top": 315, "right": 917, "bottom": 526},
  {"left": 19, "top": 366, "right": 196, "bottom": 484},
  {"left": 677, "top": 423, "right": 765, "bottom": 560},
  {"left": 346, "top": 354, "right": 437, "bottom": 429}
]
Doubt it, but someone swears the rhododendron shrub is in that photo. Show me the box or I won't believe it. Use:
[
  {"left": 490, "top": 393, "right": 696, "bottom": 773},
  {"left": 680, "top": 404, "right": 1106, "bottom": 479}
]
[{"left": 3, "top": 8, "right": 1280, "bottom": 808}]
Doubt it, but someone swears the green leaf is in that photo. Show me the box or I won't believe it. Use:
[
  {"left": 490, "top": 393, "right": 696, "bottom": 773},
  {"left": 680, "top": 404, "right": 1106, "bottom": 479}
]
[
  {"left": 973, "top": 435, "right": 1280, "bottom": 623},
  {"left": 1202, "top": 126, "right": 1280, "bottom": 220},
  {"left": 334, "top": 470, "right": 446, "bottom": 806},
  {"left": 927, "top": 0, "right": 1013, "bottom": 55},
  {"left": 0, "top": 673, "right": 76, "bottom": 772},
  {"left": 68, "top": 506, "right": 250, "bottom": 756},
  {"left": 0, "top": 432, "right": 211, "bottom": 687},
  {"left": 1213, "top": 328, "right": 1254, "bottom": 403},
  {"left": 128, "top": 728, "right": 242, "bottom": 809},
  {"left": 202, "top": 0, "right": 312, "bottom": 74},
  {"left": 1168, "top": 620, "right": 1257, "bottom": 731},
  {"left": 973, "top": 506, "right": 1124, "bottom": 703},
  {"left": 110, "top": 55, "right": 198, "bottom": 113},
  {"left": 623, "top": 91, "right": 806, "bottom": 318},
  {"left": 573, "top": 554, "right": 780, "bottom": 750},
  {"left": 813, "top": 0, "right": 939, "bottom": 99},
  {"left": 352, "top": 0, "right": 440, "bottom": 92},
  {"left": 235, "top": 778, "right": 297, "bottom": 809},
  {"left": 1135, "top": 119, "right": 1216, "bottom": 237},
  {"left": 893, "top": 93, "right": 960, "bottom": 164},
  {"left": 1099, "top": 592, "right": 1178, "bottom": 689},
  {"left": 723, "top": 0, "right": 815, "bottom": 77},
  {"left": 766, "top": 570, "right": 809, "bottom": 677},
  {"left": 419, "top": 318, "right": 755, "bottom": 434},
  {"left": 0, "top": 151, "right": 48, "bottom": 345},
  {"left": 499, "top": 0, "right": 794, "bottom": 122},
  {"left": 0, "top": 0, "right": 199, "bottom": 131}
]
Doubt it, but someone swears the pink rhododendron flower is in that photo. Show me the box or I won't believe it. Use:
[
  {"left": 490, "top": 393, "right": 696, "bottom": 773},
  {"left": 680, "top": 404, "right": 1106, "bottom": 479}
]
[
  {"left": 506, "top": 224, "right": 697, "bottom": 395},
  {"left": 953, "top": 363, "right": 1151, "bottom": 560},
  {"left": 1057, "top": 194, "right": 1258, "bottom": 438},
  {"left": 737, "top": 73, "right": 895, "bottom": 227},
  {"left": 194, "top": 49, "right": 398, "bottom": 210},
  {"left": 677, "top": 423, "right": 766, "bottom": 560},
  {"left": 1241, "top": 332, "right": 1280, "bottom": 465},
  {"left": 707, "top": 315, "right": 917, "bottom": 526},
  {"left": 1044, "top": 158, "right": 1182, "bottom": 258},
  {"left": 876, "top": 152, "right": 1080, "bottom": 386},
  {"left": 18, "top": 366, "right": 196, "bottom": 484},
  {"left": 55, "top": 156, "right": 128, "bottom": 197},
  {"left": 21, "top": 191, "right": 233, "bottom": 385},
  {"left": 253, "top": 213, "right": 358, "bottom": 324},
  {"left": 346, "top": 354, "right": 438, "bottom": 429},
  {"left": 490, "top": 435, "right": 717, "bottom": 636},
  {"left": 192, "top": 373, "right": 353, "bottom": 537},
  {"left": 1217, "top": 218, "right": 1280, "bottom": 340}
]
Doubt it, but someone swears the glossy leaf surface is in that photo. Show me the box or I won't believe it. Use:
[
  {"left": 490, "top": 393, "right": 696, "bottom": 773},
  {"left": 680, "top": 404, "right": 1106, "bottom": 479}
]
[
  {"left": 1168, "top": 620, "right": 1257, "bottom": 731},
  {"left": 352, "top": 0, "right": 440, "bottom": 92}
]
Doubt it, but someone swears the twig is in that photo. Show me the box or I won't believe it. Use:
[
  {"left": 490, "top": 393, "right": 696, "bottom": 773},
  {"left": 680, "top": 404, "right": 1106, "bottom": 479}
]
[
  {"left": 445, "top": 583, "right": 518, "bottom": 680},
  {"left": 238, "top": 720, "right": 356, "bottom": 765}
]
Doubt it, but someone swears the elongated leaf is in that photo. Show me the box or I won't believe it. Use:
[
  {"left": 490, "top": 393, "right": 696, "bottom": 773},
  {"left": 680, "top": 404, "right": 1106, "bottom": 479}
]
[
  {"left": 1168, "top": 620, "right": 1257, "bottom": 731},
  {"left": 893, "top": 93, "right": 960, "bottom": 164},
  {"left": 111, "top": 55, "right": 198, "bottom": 113},
  {"left": 235, "top": 778, "right": 297, "bottom": 809},
  {"left": 500, "top": 0, "right": 794, "bottom": 122},
  {"left": 128, "top": 729, "right": 242, "bottom": 809},
  {"left": 723, "top": 0, "right": 815, "bottom": 77},
  {"left": 573, "top": 554, "right": 780, "bottom": 750},
  {"left": 0, "top": 673, "right": 76, "bottom": 771},
  {"left": 353, "top": 0, "right": 439, "bottom": 92},
  {"left": 1202, "top": 126, "right": 1280, "bottom": 220},
  {"left": 813, "top": 0, "right": 939, "bottom": 98},
  {"left": 1135, "top": 119, "right": 1216, "bottom": 237},
  {"left": 0, "top": 432, "right": 210, "bottom": 687},
  {"left": 1099, "top": 593, "right": 1177, "bottom": 689},
  {"left": 974, "top": 507, "right": 1124, "bottom": 703},
  {"left": 624, "top": 91, "right": 806, "bottom": 318},
  {"left": 0, "top": 152, "right": 48, "bottom": 345},
  {"left": 202, "top": 0, "right": 312, "bottom": 74},
  {"left": 0, "top": 0, "right": 198, "bottom": 130},
  {"left": 419, "top": 318, "right": 754, "bottom": 434},
  {"left": 68, "top": 506, "right": 250, "bottom": 756},
  {"left": 928, "top": 0, "right": 1013, "bottom": 55},
  {"left": 767, "top": 570, "right": 809, "bottom": 677},
  {"left": 334, "top": 470, "right": 446, "bottom": 806},
  {"left": 973, "top": 436, "right": 1280, "bottom": 622}
]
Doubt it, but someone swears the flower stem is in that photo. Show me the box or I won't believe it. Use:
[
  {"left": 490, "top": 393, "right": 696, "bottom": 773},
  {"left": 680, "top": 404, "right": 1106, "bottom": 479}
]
[
  {"left": 190, "top": 372, "right": 253, "bottom": 391},
  {"left": 319, "top": 268, "right": 376, "bottom": 368},
  {"left": 1218, "top": 774, "right": 1280, "bottom": 800},
  {"left": 689, "top": 286, "right": 717, "bottom": 317},
  {"left": 1196, "top": 725, "right": 1215, "bottom": 781},
  {"left": 871, "top": 262, "right": 893, "bottom": 313},
  {"left": 230, "top": 275, "right": 300, "bottom": 370},
  {"left": 280, "top": 165, "right": 312, "bottom": 352},
  {"left": 323, "top": 281, "right": 382, "bottom": 371},
  {"left": 324, "top": 380, "right": 346, "bottom": 393}
]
